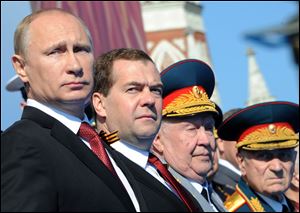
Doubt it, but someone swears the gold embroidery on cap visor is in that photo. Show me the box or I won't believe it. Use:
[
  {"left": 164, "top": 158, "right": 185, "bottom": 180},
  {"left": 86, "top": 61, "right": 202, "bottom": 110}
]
[
  {"left": 236, "top": 124, "right": 299, "bottom": 150},
  {"left": 162, "top": 86, "right": 218, "bottom": 117}
]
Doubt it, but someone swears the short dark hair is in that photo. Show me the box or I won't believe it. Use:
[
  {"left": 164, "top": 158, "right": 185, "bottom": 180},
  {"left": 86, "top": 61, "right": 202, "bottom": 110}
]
[{"left": 93, "top": 48, "right": 154, "bottom": 96}]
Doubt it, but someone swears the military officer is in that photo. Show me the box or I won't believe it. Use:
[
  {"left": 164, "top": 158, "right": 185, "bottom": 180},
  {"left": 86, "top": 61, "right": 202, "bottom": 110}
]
[
  {"left": 152, "top": 59, "right": 227, "bottom": 212},
  {"left": 218, "top": 101, "right": 299, "bottom": 212}
]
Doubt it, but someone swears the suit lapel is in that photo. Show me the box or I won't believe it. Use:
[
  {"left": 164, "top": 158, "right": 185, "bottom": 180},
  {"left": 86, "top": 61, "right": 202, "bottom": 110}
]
[
  {"left": 168, "top": 167, "right": 215, "bottom": 212},
  {"left": 114, "top": 151, "right": 184, "bottom": 204},
  {"left": 107, "top": 148, "right": 148, "bottom": 211},
  {"left": 210, "top": 189, "right": 228, "bottom": 212}
]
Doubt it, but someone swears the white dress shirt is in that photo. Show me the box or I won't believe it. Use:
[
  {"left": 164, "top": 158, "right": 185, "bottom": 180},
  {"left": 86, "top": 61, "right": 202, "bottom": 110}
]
[{"left": 190, "top": 180, "right": 218, "bottom": 212}]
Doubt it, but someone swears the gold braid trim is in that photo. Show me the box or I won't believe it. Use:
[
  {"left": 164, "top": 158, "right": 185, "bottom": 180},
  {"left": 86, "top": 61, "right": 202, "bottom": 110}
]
[
  {"left": 163, "top": 86, "right": 217, "bottom": 117},
  {"left": 241, "top": 140, "right": 299, "bottom": 150},
  {"left": 237, "top": 125, "right": 299, "bottom": 150},
  {"left": 224, "top": 191, "right": 246, "bottom": 212}
]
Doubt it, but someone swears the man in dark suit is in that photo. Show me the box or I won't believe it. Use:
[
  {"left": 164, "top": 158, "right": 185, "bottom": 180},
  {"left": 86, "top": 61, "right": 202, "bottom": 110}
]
[
  {"left": 151, "top": 59, "right": 227, "bottom": 212},
  {"left": 218, "top": 101, "right": 299, "bottom": 212},
  {"left": 92, "top": 48, "right": 201, "bottom": 212},
  {"left": 1, "top": 9, "right": 136, "bottom": 211}
]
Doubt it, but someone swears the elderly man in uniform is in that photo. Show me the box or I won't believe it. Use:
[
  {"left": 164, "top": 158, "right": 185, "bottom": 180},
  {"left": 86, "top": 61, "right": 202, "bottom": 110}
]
[
  {"left": 151, "top": 59, "right": 227, "bottom": 212},
  {"left": 218, "top": 101, "right": 299, "bottom": 212}
]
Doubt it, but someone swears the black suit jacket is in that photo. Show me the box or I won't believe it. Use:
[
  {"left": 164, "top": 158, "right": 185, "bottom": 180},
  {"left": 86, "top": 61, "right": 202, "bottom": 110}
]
[
  {"left": 109, "top": 149, "right": 203, "bottom": 212},
  {"left": 1, "top": 106, "right": 135, "bottom": 212}
]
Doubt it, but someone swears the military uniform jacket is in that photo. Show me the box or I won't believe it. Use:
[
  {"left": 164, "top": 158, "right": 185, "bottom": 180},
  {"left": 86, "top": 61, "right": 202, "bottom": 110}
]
[
  {"left": 224, "top": 178, "right": 294, "bottom": 212},
  {"left": 1, "top": 106, "right": 135, "bottom": 212}
]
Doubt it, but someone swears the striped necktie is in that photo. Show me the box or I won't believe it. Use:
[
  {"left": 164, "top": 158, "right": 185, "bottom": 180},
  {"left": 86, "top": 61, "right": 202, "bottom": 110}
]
[{"left": 78, "top": 122, "right": 117, "bottom": 176}]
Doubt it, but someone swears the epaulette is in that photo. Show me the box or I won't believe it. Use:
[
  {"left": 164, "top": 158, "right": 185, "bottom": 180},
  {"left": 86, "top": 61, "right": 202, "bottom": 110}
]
[
  {"left": 224, "top": 191, "right": 246, "bottom": 212},
  {"left": 235, "top": 185, "right": 265, "bottom": 212},
  {"left": 99, "top": 130, "right": 120, "bottom": 144}
]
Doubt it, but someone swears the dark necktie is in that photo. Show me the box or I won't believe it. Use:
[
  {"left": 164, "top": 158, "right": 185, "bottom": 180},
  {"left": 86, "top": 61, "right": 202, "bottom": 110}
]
[
  {"left": 78, "top": 122, "right": 117, "bottom": 175},
  {"left": 282, "top": 204, "right": 290, "bottom": 212},
  {"left": 201, "top": 188, "right": 209, "bottom": 202},
  {"left": 148, "top": 153, "right": 199, "bottom": 212}
]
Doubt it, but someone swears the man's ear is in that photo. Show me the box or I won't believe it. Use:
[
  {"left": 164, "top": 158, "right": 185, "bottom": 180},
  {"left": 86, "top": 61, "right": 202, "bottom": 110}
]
[
  {"left": 152, "top": 133, "right": 164, "bottom": 154},
  {"left": 237, "top": 151, "right": 246, "bottom": 176},
  {"left": 12, "top": 54, "right": 28, "bottom": 83},
  {"left": 216, "top": 138, "right": 224, "bottom": 155},
  {"left": 92, "top": 92, "right": 107, "bottom": 117}
]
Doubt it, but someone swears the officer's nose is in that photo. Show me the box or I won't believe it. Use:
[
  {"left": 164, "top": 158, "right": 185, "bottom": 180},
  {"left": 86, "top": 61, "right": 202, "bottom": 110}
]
[
  {"left": 269, "top": 158, "right": 284, "bottom": 175},
  {"left": 196, "top": 127, "right": 211, "bottom": 147}
]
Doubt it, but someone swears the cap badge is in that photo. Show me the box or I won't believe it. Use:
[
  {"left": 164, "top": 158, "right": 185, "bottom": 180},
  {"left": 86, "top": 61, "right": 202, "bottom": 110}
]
[
  {"left": 268, "top": 124, "right": 276, "bottom": 134},
  {"left": 192, "top": 86, "right": 201, "bottom": 98}
]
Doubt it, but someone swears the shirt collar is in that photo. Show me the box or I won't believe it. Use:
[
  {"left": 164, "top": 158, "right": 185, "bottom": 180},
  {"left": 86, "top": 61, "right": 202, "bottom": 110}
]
[
  {"left": 27, "top": 99, "right": 90, "bottom": 134},
  {"left": 190, "top": 179, "right": 209, "bottom": 194},
  {"left": 258, "top": 192, "right": 288, "bottom": 212},
  {"left": 111, "top": 140, "right": 149, "bottom": 169}
]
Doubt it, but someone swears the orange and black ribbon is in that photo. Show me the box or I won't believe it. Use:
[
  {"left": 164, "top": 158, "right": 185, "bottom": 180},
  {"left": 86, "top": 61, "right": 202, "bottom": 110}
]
[{"left": 99, "top": 130, "right": 120, "bottom": 144}]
